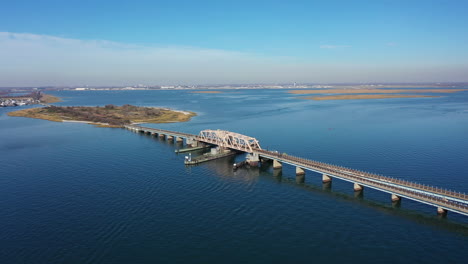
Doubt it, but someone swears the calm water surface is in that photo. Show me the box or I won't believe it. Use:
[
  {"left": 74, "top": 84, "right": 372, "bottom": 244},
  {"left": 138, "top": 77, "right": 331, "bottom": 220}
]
[{"left": 1, "top": 89, "right": 467, "bottom": 263}]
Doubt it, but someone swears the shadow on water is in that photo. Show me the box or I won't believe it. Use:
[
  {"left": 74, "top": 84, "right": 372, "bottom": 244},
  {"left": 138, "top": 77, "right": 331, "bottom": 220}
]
[{"left": 134, "top": 130, "right": 468, "bottom": 236}]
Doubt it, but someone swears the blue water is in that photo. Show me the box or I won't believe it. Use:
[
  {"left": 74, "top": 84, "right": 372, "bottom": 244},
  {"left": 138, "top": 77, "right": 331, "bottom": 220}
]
[{"left": 1, "top": 89, "right": 467, "bottom": 263}]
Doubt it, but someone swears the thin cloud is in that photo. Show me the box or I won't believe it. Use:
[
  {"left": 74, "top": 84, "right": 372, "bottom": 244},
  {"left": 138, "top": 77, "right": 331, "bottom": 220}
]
[{"left": 0, "top": 32, "right": 466, "bottom": 86}]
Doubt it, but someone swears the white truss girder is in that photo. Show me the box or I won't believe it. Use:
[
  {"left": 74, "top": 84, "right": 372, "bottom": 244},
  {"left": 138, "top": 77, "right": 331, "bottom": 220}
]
[{"left": 198, "top": 129, "right": 261, "bottom": 153}]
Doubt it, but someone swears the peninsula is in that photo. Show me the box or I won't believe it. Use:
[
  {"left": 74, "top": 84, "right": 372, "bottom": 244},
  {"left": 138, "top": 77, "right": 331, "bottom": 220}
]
[
  {"left": 0, "top": 91, "right": 61, "bottom": 107},
  {"left": 8, "top": 104, "right": 196, "bottom": 127}
]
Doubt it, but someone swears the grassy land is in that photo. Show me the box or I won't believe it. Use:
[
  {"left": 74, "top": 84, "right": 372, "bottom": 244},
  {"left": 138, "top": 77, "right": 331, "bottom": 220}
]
[
  {"left": 303, "top": 94, "right": 439, "bottom": 101},
  {"left": 40, "top": 93, "right": 62, "bottom": 103},
  {"left": 8, "top": 104, "right": 196, "bottom": 127}
]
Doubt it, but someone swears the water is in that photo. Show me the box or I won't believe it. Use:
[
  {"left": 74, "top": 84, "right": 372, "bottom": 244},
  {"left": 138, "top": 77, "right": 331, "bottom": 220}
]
[{"left": 1, "top": 89, "right": 467, "bottom": 263}]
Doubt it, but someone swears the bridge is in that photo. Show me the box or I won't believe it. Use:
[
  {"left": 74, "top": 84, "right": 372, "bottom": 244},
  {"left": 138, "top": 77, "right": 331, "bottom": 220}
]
[{"left": 125, "top": 124, "right": 468, "bottom": 217}]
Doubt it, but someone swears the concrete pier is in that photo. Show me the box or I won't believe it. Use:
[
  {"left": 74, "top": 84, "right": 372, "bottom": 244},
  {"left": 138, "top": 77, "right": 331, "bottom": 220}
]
[
  {"left": 354, "top": 183, "right": 364, "bottom": 192},
  {"left": 296, "top": 167, "right": 305, "bottom": 175},
  {"left": 246, "top": 153, "right": 260, "bottom": 166},
  {"left": 158, "top": 134, "right": 165, "bottom": 139},
  {"left": 322, "top": 174, "right": 332, "bottom": 183},
  {"left": 437, "top": 207, "right": 448, "bottom": 216},
  {"left": 176, "top": 137, "right": 183, "bottom": 143},
  {"left": 167, "top": 135, "right": 174, "bottom": 141},
  {"left": 391, "top": 194, "right": 401, "bottom": 202},
  {"left": 186, "top": 138, "right": 199, "bottom": 147},
  {"left": 273, "top": 159, "right": 282, "bottom": 169}
]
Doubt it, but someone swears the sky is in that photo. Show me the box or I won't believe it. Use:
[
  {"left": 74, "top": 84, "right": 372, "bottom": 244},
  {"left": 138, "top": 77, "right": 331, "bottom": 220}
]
[{"left": 1, "top": 0, "right": 467, "bottom": 86}]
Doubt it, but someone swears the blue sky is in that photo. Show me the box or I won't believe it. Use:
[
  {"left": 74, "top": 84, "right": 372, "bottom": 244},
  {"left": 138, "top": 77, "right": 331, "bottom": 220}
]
[{"left": 1, "top": 0, "right": 467, "bottom": 86}]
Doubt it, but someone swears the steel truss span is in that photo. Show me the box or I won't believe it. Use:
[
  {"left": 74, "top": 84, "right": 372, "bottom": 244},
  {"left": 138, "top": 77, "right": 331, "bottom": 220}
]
[{"left": 199, "top": 129, "right": 262, "bottom": 153}]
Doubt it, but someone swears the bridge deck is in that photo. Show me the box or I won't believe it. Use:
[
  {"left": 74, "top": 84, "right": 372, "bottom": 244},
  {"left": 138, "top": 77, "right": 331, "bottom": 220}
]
[
  {"left": 126, "top": 125, "right": 468, "bottom": 216},
  {"left": 256, "top": 150, "right": 468, "bottom": 216}
]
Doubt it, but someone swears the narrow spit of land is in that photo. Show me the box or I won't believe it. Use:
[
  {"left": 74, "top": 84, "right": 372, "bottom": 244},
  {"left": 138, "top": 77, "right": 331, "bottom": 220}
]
[
  {"left": 8, "top": 104, "right": 196, "bottom": 127},
  {"left": 190, "top": 91, "right": 222, "bottom": 94},
  {"left": 305, "top": 94, "right": 439, "bottom": 100},
  {"left": 289, "top": 89, "right": 467, "bottom": 94},
  {"left": 289, "top": 88, "right": 467, "bottom": 101}
]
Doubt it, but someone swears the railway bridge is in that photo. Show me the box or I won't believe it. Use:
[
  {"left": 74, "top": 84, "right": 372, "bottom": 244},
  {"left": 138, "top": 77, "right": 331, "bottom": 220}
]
[{"left": 125, "top": 124, "right": 468, "bottom": 217}]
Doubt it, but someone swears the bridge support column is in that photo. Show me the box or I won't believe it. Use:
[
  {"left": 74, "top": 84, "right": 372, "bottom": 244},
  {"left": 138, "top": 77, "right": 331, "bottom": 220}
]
[
  {"left": 391, "top": 194, "right": 401, "bottom": 202},
  {"left": 437, "top": 207, "right": 448, "bottom": 216},
  {"left": 151, "top": 132, "right": 158, "bottom": 137},
  {"left": 322, "top": 174, "right": 332, "bottom": 183},
  {"left": 186, "top": 138, "right": 198, "bottom": 147},
  {"left": 246, "top": 153, "right": 260, "bottom": 166},
  {"left": 167, "top": 136, "right": 174, "bottom": 141},
  {"left": 296, "top": 167, "right": 305, "bottom": 176},
  {"left": 354, "top": 183, "right": 363, "bottom": 192},
  {"left": 158, "top": 134, "right": 165, "bottom": 139},
  {"left": 273, "top": 159, "right": 282, "bottom": 169},
  {"left": 176, "top": 137, "right": 183, "bottom": 143}
]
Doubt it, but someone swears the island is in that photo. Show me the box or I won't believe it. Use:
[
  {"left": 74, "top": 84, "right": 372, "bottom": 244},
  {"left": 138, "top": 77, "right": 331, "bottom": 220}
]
[{"left": 8, "top": 104, "right": 196, "bottom": 127}]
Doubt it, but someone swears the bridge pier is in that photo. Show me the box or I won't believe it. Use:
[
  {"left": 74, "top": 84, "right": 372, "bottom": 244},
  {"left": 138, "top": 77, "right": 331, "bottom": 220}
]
[
  {"left": 391, "top": 194, "right": 401, "bottom": 202},
  {"left": 158, "top": 134, "right": 165, "bottom": 139},
  {"left": 296, "top": 167, "right": 305, "bottom": 176},
  {"left": 186, "top": 137, "right": 199, "bottom": 147},
  {"left": 273, "top": 159, "right": 282, "bottom": 169},
  {"left": 246, "top": 153, "right": 260, "bottom": 166},
  {"left": 354, "top": 183, "right": 364, "bottom": 192},
  {"left": 176, "top": 137, "right": 183, "bottom": 143},
  {"left": 437, "top": 207, "right": 448, "bottom": 216},
  {"left": 322, "top": 174, "right": 332, "bottom": 183}
]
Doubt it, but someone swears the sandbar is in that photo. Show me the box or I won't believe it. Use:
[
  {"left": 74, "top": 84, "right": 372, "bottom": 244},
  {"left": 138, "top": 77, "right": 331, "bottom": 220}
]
[
  {"left": 303, "top": 94, "right": 439, "bottom": 101},
  {"left": 190, "top": 91, "right": 222, "bottom": 94},
  {"left": 289, "top": 89, "right": 466, "bottom": 94}
]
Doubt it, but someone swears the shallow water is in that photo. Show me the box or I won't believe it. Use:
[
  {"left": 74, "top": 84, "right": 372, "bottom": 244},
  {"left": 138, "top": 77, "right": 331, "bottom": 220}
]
[{"left": 1, "top": 89, "right": 467, "bottom": 263}]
